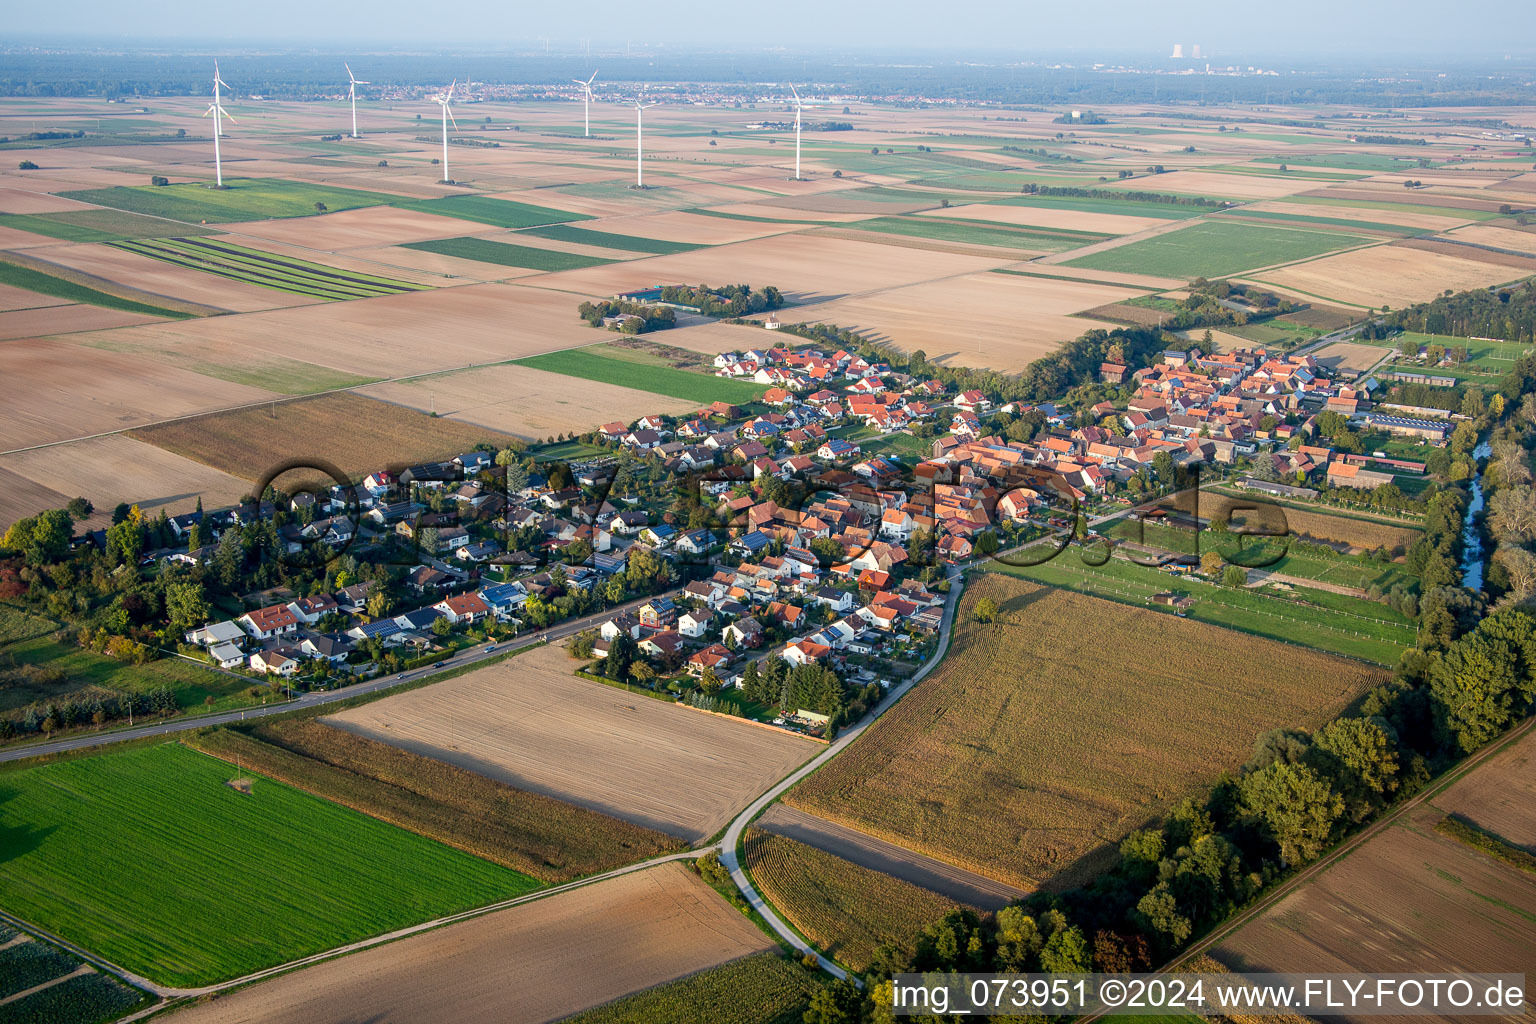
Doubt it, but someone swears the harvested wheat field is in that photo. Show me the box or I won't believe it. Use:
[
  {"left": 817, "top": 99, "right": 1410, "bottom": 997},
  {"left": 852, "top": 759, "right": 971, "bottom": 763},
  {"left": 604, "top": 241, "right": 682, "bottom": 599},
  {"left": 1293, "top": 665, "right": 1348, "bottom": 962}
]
[
  {"left": 1246, "top": 200, "right": 1469, "bottom": 232},
  {"left": 1160, "top": 489, "right": 1422, "bottom": 553},
  {"left": 130, "top": 391, "right": 513, "bottom": 484},
  {"left": 786, "top": 575, "right": 1387, "bottom": 890},
  {"left": 163, "top": 863, "right": 774, "bottom": 1024},
  {"left": 72, "top": 281, "right": 594, "bottom": 381},
  {"left": 0, "top": 435, "right": 252, "bottom": 529},
  {"left": 325, "top": 644, "right": 819, "bottom": 841},
  {"left": 360, "top": 363, "right": 694, "bottom": 441},
  {"left": 1394, "top": 237, "right": 1536, "bottom": 272},
  {"left": 0, "top": 303, "right": 162, "bottom": 340},
  {"left": 1445, "top": 224, "right": 1536, "bottom": 254},
  {"left": 916, "top": 202, "right": 1170, "bottom": 235},
  {"left": 1434, "top": 725, "right": 1536, "bottom": 851},
  {"left": 785, "top": 271, "right": 1138, "bottom": 373},
  {"left": 531, "top": 233, "right": 1010, "bottom": 305},
  {"left": 702, "top": 202, "right": 870, "bottom": 224},
  {"left": 0, "top": 465, "right": 71, "bottom": 531},
  {"left": 583, "top": 209, "right": 806, "bottom": 244},
  {"left": 1212, "top": 802, "right": 1536, "bottom": 1024},
  {"left": 1311, "top": 341, "right": 1388, "bottom": 374},
  {"left": 0, "top": 337, "right": 278, "bottom": 451},
  {"left": 1255, "top": 245, "right": 1522, "bottom": 308}
]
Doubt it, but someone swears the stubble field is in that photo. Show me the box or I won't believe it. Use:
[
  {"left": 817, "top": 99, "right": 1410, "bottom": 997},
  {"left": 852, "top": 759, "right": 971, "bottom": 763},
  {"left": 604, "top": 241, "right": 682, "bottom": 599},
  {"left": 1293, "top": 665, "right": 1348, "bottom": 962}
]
[
  {"left": 325, "top": 644, "right": 821, "bottom": 841},
  {"left": 1252, "top": 244, "right": 1525, "bottom": 308},
  {"left": 161, "top": 863, "right": 774, "bottom": 1024},
  {"left": 786, "top": 575, "right": 1388, "bottom": 889}
]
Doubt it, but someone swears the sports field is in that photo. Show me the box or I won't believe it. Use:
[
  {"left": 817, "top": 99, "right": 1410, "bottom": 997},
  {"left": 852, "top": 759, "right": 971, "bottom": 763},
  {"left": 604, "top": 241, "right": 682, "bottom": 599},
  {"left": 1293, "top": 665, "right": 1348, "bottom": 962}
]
[
  {"left": 59, "top": 178, "right": 400, "bottom": 223},
  {"left": 401, "top": 235, "right": 617, "bottom": 271},
  {"left": 1065, "top": 221, "right": 1372, "bottom": 278},
  {"left": 0, "top": 743, "right": 537, "bottom": 987},
  {"left": 512, "top": 348, "right": 767, "bottom": 404}
]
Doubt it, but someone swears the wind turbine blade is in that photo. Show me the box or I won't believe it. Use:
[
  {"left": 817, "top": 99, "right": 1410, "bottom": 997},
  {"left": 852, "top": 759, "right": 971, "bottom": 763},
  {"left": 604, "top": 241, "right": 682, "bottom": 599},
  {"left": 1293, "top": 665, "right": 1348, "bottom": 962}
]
[
  {"left": 790, "top": 82, "right": 800, "bottom": 103},
  {"left": 587, "top": 70, "right": 598, "bottom": 85},
  {"left": 356, "top": 80, "right": 369, "bottom": 85},
  {"left": 345, "top": 62, "right": 354, "bottom": 82},
  {"left": 223, "top": 111, "right": 237, "bottom": 124},
  {"left": 447, "top": 107, "right": 458, "bottom": 131}
]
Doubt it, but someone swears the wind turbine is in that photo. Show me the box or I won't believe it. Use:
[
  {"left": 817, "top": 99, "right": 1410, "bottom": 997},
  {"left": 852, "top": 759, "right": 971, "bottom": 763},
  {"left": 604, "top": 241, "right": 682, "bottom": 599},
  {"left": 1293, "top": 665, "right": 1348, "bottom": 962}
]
[
  {"left": 789, "top": 83, "right": 803, "bottom": 181},
  {"left": 572, "top": 70, "right": 598, "bottom": 137},
  {"left": 433, "top": 81, "right": 459, "bottom": 184},
  {"left": 632, "top": 93, "right": 658, "bottom": 188},
  {"left": 202, "top": 62, "right": 235, "bottom": 188},
  {"left": 345, "top": 63, "right": 369, "bottom": 139}
]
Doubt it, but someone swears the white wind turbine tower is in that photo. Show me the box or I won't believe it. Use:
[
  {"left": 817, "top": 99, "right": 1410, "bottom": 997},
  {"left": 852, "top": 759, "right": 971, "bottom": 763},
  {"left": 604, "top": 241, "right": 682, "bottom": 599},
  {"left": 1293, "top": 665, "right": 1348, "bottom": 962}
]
[
  {"left": 572, "top": 70, "right": 598, "bottom": 137},
  {"left": 631, "top": 93, "right": 658, "bottom": 188},
  {"left": 345, "top": 63, "right": 369, "bottom": 139},
  {"left": 789, "top": 83, "right": 803, "bottom": 181},
  {"left": 202, "top": 62, "right": 235, "bottom": 187},
  {"left": 433, "top": 81, "right": 459, "bottom": 183}
]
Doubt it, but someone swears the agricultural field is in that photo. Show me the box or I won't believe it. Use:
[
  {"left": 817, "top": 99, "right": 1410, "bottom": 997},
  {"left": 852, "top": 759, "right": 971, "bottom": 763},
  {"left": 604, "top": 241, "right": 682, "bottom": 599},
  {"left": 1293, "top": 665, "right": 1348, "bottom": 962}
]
[
  {"left": 1161, "top": 488, "right": 1423, "bottom": 553},
  {"left": 1251, "top": 244, "right": 1525, "bottom": 308},
  {"left": 1064, "top": 221, "right": 1371, "bottom": 279},
  {"left": 0, "top": 969, "right": 150, "bottom": 1024},
  {"left": 0, "top": 743, "right": 537, "bottom": 987},
  {"left": 109, "top": 237, "right": 425, "bottom": 300},
  {"left": 562, "top": 953, "right": 824, "bottom": 1024},
  {"left": 392, "top": 194, "right": 593, "bottom": 228},
  {"left": 128, "top": 391, "right": 514, "bottom": 484},
  {"left": 0, "top": 207, "right": 222, "bottom": 242},
  {"left": 59, "top": 178, "right": 400, "bottom": 223},
  {"left": 401, "top": 235, "right": 618, "bottom": 272},
  {"left": 188, "top": 719, "right": 684, "bottom": 882},
  {"left": 519, "top": 222, "right": 707, "bottom": 255},
  {"left": 743, "top": 826, "right": 972, "bottom": 970},
  {"left": 358, "top": 362, "right": 696, "bottom": 442},
  {"left": 786, "top": 575, "right": 1388, "bottom": 889},
  {"left": 921, "top": 200, "right": 1177, "bottom": 234},
  {"left": 160, "top": 863, "right": 774, "bottom": 1024},
  {"left": 1434, "top": 724, "right": 1536, "bottom": 851},
  {"left": 841, "top": 214, "right": 1108, "bottom": 253},
  {"left": 1213, "top": 778, "right": 1535, "bottom": 1007},
  {"left": 0, "top": 255, "right": 191, "bottom": 319},
  {"left": 512, "top": 348, "right": 767, "bottom": 404},
  {"left": 324, "top": 643, "right": 820, "bottom": 842}
]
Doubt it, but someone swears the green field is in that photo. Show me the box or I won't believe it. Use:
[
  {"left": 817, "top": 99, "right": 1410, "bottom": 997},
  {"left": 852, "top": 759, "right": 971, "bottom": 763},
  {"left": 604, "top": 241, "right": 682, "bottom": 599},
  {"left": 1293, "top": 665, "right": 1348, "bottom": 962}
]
[
  {"left": 400, "top": 236, "right": 616, "bottom": 271},
  {"left": 0, "top": 635, "right": 263, "bottom": 717},
  {"left": 58, "top": 178, "right": 400, "bottom": 224},
  {"left": 518, "top": 223, "right": 705, "bottom": 255},
  {"left": 0, "top": 208, "right": 220, "bottom": 243},
  {"left": 0, "top": 258, "right": 191, "bottom": 319},
  {"left": 1213, "top": 209, "right": 1419, "bottom": 236},
  {"left": 0, "top": 743, "right": 537, "bottom": 987},
  {"left": 994, "top": 194, "right": 1215, "bottom": 219},
  {"left": 562, "top": 953, "right": 823, "bottom": 1024},
  {"left": 1254, "top": 153, "right": 1435, "bottom": 172},
  {"left": 393, "top": 194, "right": 593, "bottom": 228},
  {"left": 109, "top": 237, "right": 424, "bottom": 300},
  {"left": 848, "top": 214, "right": 1107, "bottom": 252},
  {"left": 513, "top": 348, "right": 765, "bottom": 404},
  {"left": 989, "top": 553, "right": 1415, "bottom": 665},
  {"left": 0, "top": 604, "right": 58, "bottom": 645},
  {"left": 1064, "top": 220, "right": 1374, "bottom": 278},
  {"left": 1394, "top": 332, "right": 1533, "bottom": 375}
]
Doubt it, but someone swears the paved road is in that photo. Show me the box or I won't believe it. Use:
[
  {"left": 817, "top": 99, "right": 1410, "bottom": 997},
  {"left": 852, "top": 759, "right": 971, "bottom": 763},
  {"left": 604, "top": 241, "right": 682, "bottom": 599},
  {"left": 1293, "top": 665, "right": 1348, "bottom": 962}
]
[
  {"left": 0, "top": 589, "right": 676, "bottom": 764},
  {"left": 718, "top": 568, "right": 964, "bottom": 980}
]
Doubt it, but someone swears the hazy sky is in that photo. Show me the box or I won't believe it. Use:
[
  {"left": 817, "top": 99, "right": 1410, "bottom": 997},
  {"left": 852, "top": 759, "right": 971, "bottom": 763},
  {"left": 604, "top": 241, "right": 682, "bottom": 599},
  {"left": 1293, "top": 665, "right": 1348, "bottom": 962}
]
[{"left": 7, "top": 0, "right": 1535, "bottom": 57}]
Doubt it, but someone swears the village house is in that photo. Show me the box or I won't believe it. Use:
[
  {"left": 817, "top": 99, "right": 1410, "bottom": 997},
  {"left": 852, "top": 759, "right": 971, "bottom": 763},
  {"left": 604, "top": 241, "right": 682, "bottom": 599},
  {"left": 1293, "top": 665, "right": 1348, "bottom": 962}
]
[{"left": 238, "top": 604, "right": 299, "bottom": 640}]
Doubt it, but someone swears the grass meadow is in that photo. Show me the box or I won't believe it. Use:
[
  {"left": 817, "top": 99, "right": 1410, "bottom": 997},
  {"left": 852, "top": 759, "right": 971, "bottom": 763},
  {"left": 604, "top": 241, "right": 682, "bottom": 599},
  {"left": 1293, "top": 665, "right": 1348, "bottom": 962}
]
[{"left": 0, "top": 743, "right": 537, "bottom": 987}]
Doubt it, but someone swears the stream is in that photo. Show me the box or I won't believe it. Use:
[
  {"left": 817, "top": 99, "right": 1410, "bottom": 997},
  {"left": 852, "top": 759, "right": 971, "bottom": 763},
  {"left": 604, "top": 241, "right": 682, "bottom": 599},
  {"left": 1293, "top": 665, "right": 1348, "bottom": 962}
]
[{"left": 1460, "top": 439, "right": 1493, "bottom": 591}]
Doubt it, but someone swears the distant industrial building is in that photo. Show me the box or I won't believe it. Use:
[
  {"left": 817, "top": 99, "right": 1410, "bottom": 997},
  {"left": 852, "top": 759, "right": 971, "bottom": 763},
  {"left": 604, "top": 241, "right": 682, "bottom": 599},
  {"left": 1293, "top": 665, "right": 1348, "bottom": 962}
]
[{"left": 1170, "top": 43, "right": 1185, "bottom": 58}]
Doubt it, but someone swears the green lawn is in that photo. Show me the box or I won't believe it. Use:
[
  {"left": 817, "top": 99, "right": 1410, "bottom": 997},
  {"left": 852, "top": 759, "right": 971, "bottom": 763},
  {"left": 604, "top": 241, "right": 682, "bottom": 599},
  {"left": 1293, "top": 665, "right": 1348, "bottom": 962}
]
[
  {"left": 0, "top": 636, "right": 258, "bottom": 715},
  {"left": 58, "top": 178, "right": 399, "bottom": 224},
  {"left": 399, "top": 236, "right": 616, "bottom": 271},
  {"left": 109, "top": 237, "right": 424, "bottom": 300},
  {"left": 0, "top": 259, "right": 191, "bottom": 319},
  {"left": 512, "top": 349, "right": 765, "bottom": 404},
  {"left": 1064, "top": 221, "right": 1374, "bottom": 279},
  {"left": 518, "top": 223, "right": 704, "bottom": 255},
  {"left": 392, "top": 194, "right": 592, "bottom": 228},
  {"left": 0, "top": 209, "right": 220, "bottom": 243},
  {"left": 849, "top": 215, "right": 1107, "bottom": 252},
  {"left": 989, "top": 552, "right": 1414, "bottom": 665},
  {"left": 0, "top": 743, "right": 537, "bottom": 987}
]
